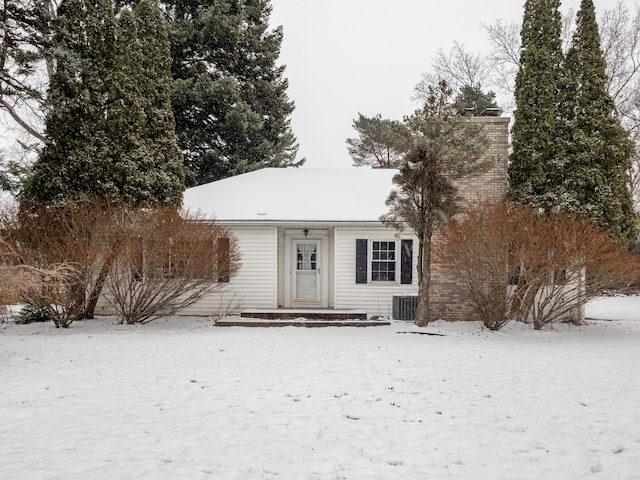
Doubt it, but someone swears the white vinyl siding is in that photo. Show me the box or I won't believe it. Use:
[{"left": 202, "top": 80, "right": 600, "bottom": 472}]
[
  {"left": 334, "top": 226, "right": 418, "bottom": 317},
  {"left": 178, "top": 226, "right": 278, "bottom": 315},
  {"left": 96, "top": 224, "right": 416, "bottom": 318}
]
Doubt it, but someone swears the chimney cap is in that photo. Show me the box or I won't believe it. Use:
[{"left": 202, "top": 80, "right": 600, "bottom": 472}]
[
  {"left": 458, "top": 107, "right": 476, "bottom": 116},
  {"left": 480, "top": 108, "right": 502, "bottom": 117}
]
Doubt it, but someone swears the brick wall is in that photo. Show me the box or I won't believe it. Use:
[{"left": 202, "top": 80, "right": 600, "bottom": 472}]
[{"left": 429, "top": 116, "right": 510, "bottom": 321}]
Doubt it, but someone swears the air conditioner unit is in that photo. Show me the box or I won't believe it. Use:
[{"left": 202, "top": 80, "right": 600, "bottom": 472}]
[{"left": 392, "top": 294, "right": 418, "bottom": 321}]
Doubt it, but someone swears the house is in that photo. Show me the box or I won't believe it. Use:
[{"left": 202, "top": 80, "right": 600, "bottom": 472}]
[
  {"left": 181, "top": 167, "right": 418, "bottom": 318},
  {"left": 181, "top": 115, "right": 510, "bottom": 320}
]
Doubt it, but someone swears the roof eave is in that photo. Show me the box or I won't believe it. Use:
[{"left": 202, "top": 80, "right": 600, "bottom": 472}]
[{"left": 197, "top": 219, "right": 404, "bottom": 229}]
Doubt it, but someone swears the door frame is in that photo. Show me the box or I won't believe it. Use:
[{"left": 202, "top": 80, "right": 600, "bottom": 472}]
[{"left": 283, "top": 230, "right": 329, "bottom": 308}]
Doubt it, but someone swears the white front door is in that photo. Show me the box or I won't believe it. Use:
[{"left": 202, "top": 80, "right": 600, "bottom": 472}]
[{"left": 294, "top": 240, "right": 321, "bottom": 304}]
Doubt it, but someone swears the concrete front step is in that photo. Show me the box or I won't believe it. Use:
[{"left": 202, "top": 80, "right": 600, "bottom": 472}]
[
  {"left": 216, "top": 318, "right": 390, "bottom": 328},
  {"left": 215, "top": 309, "right": 390, "bottom": 327},
  {"left": 240, "top": 309, "right": 368, "bottom": 321}
]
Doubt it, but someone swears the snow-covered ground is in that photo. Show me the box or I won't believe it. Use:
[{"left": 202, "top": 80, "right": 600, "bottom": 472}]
[{"left": 1, "top": 297, "right": 639, "bottom": 480}]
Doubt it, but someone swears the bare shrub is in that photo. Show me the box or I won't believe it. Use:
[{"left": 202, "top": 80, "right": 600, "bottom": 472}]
[
  {"left": 510, "top": 207, "right": 640, "bottom": 329},
  {"left": 209, "top": 293, "right": 240, "bottom": 323},
  {"left": 0, "top": 239, "right": 84, "bottom": 328},
  {"left": 15, "top": 263, "right": 86, "bottom": 327},
  {"left": 436, "top": 202, "right": 514, "bottom": 330},
  {"left": 105, "top": 207, "right": 239, "bottom": 324},
  {"left": 0, "top": 202, "right": 240, "bottom": 327},
  {"left": 0, "top": 238, "right": 29, "bottom": 305},
  {"left": 0, "top": 202, "right": 116, "bottom": 327},
  {"left": 438, "top": 202, "right": 640, "bottom": 330},
  {"left": 0, "top": 237, "right": 38, "bottom": 323}
]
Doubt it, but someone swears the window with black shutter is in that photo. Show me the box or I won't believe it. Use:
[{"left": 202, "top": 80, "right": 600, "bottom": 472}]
[{"left": 356, "top": 238, "right": 413, "bottom": 284}]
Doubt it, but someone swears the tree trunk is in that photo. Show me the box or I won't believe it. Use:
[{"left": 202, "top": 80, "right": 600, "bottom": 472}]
[
  {"left": 415, "top": 233, "right": 433, "bottom": 327},
  {"left": 566, "top": 267, "right": 586, "bottom": 324},
  {"left": 43, "top": 0, "right": 57, "bottom": 80},
  {"left": 83, "top": 254, "right": 115, "bottom": 319},
  {"left": 70, "top": 277, "right": 87, "bottom": 322},
  {"left": 509, "top": 264, "right": 534, "bottom": 323},
  {"left": 415, "top": 279, "right": 431, "bottom": 327}
]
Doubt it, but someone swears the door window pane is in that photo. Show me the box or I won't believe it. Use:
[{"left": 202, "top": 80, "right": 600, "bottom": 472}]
[{"left": 297, "top": 244, "right": 317, "bottom": 271}]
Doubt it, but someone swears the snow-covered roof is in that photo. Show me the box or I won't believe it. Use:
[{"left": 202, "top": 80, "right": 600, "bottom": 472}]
[{"left": 182, "top": 167, "right": 397, "bottom": 222}]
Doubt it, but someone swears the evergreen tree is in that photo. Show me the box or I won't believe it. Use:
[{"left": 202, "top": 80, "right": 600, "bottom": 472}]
[
  {"left": 346, "top": 113, "right": 410, "bottom": 168},
  {"left": 382, "top": 81, "right": 491, "bottom": 327},
  {"left": 166, "top": 0, "right": 303, "bottom": 186},
  {"left": 561, "top": 0, "right": 637, "bottom": 241},
  {"left": 509, "top": 0, "right": 564, "bottom": 209},
  {"left": 109, "top": 0, "right": 184, "bottom": 206},
  {"left": 453, "top": 84, "right": 499, "bottom": 116},
  {"left": 22, "top": 0, "right": 184, "bottom": 207},
  {"left": 19, "top": 0, "right": 186, "bottom": 321},
  {"left": 22, "top": 0, "right": 116, "bottom": 205}
]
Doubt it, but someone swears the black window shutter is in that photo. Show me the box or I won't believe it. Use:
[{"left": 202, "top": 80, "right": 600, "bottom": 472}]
[
  {"left": 400, "top": 239, "right": 413, "bottom": 285},
  {"left": 356, "top": 239, "right": 368, "bottom": 284},
  {"left": 217, "top": 237, "right": 230, "bottom": 283}
]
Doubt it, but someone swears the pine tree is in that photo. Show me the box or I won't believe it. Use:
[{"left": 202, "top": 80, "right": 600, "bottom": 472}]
[
  {"left": 453, "top": 84, "right": 499, "bottom": 116},
  {"left": 22, "top": 0, "right": 116, "bottom": 205},
  {"left": 382, "top": 81, "right": 491, "bottom": 326},
  {"left": 509, "top": 0, "right": 564, "bottom": 209},
  {"left": 109, "top": 0, "right": 184, "bottom": 206},
  {"left": 346, "top": 114, "right": 411, "bottom": 168},
  {"left": 167, "top": 0, "right": 303, "bottom": 186},
  {"left": 561, "top": 0, "right": 637, "bottom": 241}
]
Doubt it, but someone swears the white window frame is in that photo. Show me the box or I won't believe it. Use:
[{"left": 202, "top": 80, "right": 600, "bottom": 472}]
[{"left": 369, "top": 239, "right": 399, "bottom": 284}]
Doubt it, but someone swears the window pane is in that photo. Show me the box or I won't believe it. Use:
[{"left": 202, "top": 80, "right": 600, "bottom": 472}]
[
  {"left": 371, "top": 240, "right": 396, "bottom": 282},
  {"left": 297, "top": 244, "right": 317, "bottom": 271}
]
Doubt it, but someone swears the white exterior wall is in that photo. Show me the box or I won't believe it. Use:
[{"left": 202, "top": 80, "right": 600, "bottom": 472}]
[
  {"left": 97, "top": 223, "right": 418, "bottom": 318},
  {"left": 180, "top": 226, "right": 278, "bottom": 315},
  {"left": 334, "top": 226, "right": 419, "bottom": 317}
]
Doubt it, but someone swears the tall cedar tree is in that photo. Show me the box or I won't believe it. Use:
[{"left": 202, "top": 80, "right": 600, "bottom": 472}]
[
  {"left": 382, "top": 81, "right": 491, "bottom": 327},
  {"left": 22, "top": 0, "right": 184, "bottom": 206},
  {"left": 561, "top": 0, "right": 637, "bottom": 241},
  {"left": 509, "top": 0, "right": 564, "bottom": 209},
  {"left": 109, "top": 0, "right": 184, "bottom": 205},
  {"left": 22, "top": 0, "right": 116, "bottom": 205},
  {"left": 20, "top": 0, "right": 184, "bottom": 321},
  {"left": 166, "top": 0, "right": 302, "bottom": 186}
]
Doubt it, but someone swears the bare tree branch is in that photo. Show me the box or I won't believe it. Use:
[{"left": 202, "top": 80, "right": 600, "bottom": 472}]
[
  {"left": 0, "top": 98, "right": 45, "bottom": 142},
  {"left": 413, "top": 41, "right": 492, "bottom": 104},
  {"left": 0, "top": 0, "right": 55, "bottom": 145}
]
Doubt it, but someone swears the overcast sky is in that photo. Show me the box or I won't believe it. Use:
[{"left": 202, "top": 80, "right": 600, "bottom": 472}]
[{"left": 270, "top": 0, "right": 637, "bottom": 169}]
